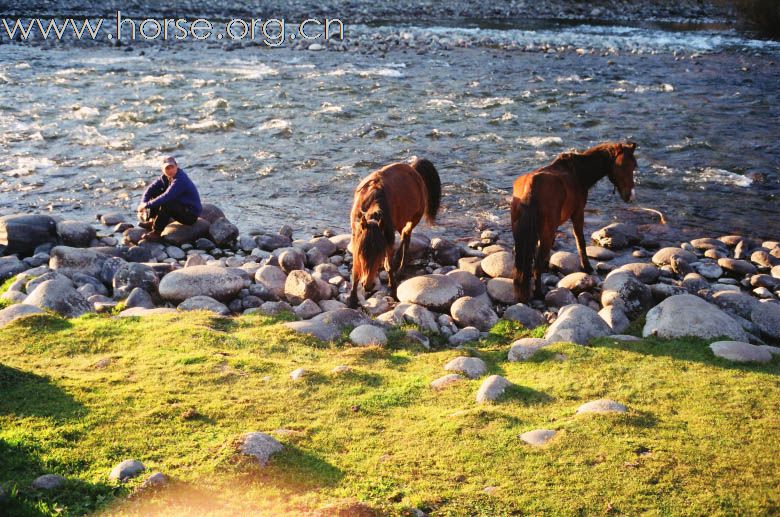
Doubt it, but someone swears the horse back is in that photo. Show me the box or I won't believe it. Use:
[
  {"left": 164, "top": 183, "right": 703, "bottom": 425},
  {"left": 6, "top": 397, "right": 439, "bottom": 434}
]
[
  {"left": 372, "top": 163, "right": 427, "bottom": 232},
  {"left": 512, "top": 163, "right": 579, "bottom": 225}
]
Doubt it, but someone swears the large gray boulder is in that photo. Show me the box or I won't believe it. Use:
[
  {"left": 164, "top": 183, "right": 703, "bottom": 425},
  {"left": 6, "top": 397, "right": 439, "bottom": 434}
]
[
  {"left": 0, "top": 214, "right": 58, "bottom": 256},
  {"left": 446, "top": 270, "right": 486, "bottom": 297},
  {"left": 450, "top": 296, "right": 498, "bottom": 331},
  {"left": 56, "top": 220, "right": 96, "bottom": 247},
  {"left": 112, "top": 263, "right": 159, "bottom": 298},
  {"left": 49, "top": 246, "right": 107, "bottom": 279},
  {"left": 601, "top": 271, "right": 652, "bottom": 318},
  {"left": 545, "top": 304, "right": 612, "bottom": 345},
  {"left": 486, "top": 278, "right": 516, "bottom": 304},
  {"left": 480, "top": 251, "right": 514, "bottom": 278},
  {"left": 642, "top": 294, "right": 748, "bottom": 341},
  {"left": 709, "top": 340, "right": 773, "bottom": 363},
  {"left": 24, "top": 278, "right": 93, "bottom": 318},
  {"left": 208, "top": 217, "right": 239, "bottom": 247},
  {"left": 158, "top": 266, "right": 244, "bottom": 302},
  {"left": 752, "top": 302, "right": 780, "bottom": 342},
  {"left": 397, "top": 274, "right": 463, "bottom": 312},
  {"left": 0, "top": 303, "right": 44, "bottom": 327}
]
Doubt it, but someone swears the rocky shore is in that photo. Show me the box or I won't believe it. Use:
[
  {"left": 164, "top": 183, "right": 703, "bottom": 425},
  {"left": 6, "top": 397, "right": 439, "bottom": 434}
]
[{"left": 1, "top": 208, "right": 779, "bottom": 363}]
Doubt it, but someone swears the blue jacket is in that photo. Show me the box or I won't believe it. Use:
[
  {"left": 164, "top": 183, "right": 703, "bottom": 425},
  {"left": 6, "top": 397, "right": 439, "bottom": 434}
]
[{"left": 142, "top": 169, "right": 202, "bottom": 216}]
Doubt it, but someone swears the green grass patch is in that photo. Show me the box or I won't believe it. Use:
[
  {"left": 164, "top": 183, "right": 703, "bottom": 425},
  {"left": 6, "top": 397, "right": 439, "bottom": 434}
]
[{"left": 0, "top": 310, "right": 778, "bottom": 515}]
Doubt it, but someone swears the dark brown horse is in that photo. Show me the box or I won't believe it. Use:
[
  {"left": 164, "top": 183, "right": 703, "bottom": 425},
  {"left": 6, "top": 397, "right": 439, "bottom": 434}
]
[
  {"left": 512, "top": 141, "right": 638, "bottom": 302},
  {"left": 348, "top": 158, "right": 442, "bottom": 308}
]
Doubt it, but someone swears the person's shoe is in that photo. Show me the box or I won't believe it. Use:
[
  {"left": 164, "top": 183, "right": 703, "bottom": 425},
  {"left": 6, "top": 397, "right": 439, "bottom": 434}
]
[
  {"left": 141, "top": 231, "right": 163, "bottom": 242},
  {"left": 138, "top": 221, "right": 153, "bottom": 230}
]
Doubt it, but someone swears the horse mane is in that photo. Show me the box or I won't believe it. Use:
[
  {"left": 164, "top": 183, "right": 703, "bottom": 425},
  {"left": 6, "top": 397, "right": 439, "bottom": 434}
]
[
  {"left": 352, "top": 178, "right": 394, "bottom": 283},
  {"left": 554, "top": 142, "right": 622, "bottom": 187}
]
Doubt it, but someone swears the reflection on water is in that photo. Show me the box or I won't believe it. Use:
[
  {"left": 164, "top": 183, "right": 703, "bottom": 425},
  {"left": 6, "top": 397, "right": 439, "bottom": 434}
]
[{"left": 0, "top": 21, "right": 778, "bottom": 241}]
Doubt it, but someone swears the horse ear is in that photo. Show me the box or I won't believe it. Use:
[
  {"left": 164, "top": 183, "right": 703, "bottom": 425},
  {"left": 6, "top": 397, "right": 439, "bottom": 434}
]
[{"left": 623, "top": 142, "right": 637, "bottom": 152}]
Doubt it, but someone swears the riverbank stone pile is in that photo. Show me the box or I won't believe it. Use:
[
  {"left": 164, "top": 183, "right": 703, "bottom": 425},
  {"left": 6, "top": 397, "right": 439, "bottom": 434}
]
[{"left": 1, "top": 210, "right": 779, "bottom": 358}]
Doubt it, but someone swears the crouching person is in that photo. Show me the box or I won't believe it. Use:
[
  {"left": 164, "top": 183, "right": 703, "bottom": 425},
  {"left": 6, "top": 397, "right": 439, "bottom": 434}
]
[{"left": 137, "top": 156, "right": 202, "bottom": 241}]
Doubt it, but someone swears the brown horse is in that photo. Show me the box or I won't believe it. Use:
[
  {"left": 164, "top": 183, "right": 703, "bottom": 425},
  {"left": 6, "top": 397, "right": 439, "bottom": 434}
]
[
  {"left": 511, "top": 141, "right": 638, "bottom": 302},
  {"left": 348, "top": 158, "right": 442, "bottom": 308}
]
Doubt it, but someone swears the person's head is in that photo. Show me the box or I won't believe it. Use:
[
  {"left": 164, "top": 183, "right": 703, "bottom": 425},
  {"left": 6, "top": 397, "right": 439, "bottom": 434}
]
[{"left": 161, "top": 156, "right": 179, "bottom": 179}]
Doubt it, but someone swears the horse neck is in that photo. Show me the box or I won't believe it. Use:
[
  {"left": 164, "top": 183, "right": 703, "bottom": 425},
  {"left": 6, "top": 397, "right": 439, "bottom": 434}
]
[{"left": 570, "top": 150, "right": 613, "bottom": 190}]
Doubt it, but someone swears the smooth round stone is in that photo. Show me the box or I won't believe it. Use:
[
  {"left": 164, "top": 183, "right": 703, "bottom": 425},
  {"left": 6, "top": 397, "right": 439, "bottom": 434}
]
[
  {"left": 109, "top": 459, "right": 145, "bottom": 481},
  {"left": 519, "top": 429, "right": 557, "bottom": 446},
  {"left": 557, "top": 272, "right": 596, "bottom": 294},
  {"left": 446, "top": 269, "right": 486, "bottom": 297},
  {"left": 508, "top": 338, "right": 549, "bottom": 361},
  {"left": 694, "top": 262, "right": 723, "bottom": 280},
  {"left": 690, "top": 237, "right": 727, "bottom": 251},
  {"left": 0, "top": 304, "right": 44, "bottom": 327},
  {"left": 448, "top": 326, "right": 481, "bottom": 346},
  {"left": 158, "top": 266, "right": 243, "bottom": 302},
  {"left": 178, "top": 296, "right": 230, "bottom": 315},
  {"left": 476, "top": 375, "right": 512, "bottom": 403},
  {"left": 544, "top": 287, "right": 577, "bottom": 308},
  {"left": 576, "top": 399, "right": 628, "bottom": 415},
  {"left": 486, "top": 278, "right": 516, "bottom": 304},
  {"left": 586, "top": 246, "right": 616, "bottom": 261},
  {"left": 718, "top": 258, "right": 757, "bottom": 277},
  {"left": 773, "top": 265, "right": 780, "bottom": 279},
  {"left": 430, "top": 374, "right": 465, "bottom": 390},
  {"left": 503, "top": 303, "right": 546, "bottom": 329},
  {"left": 31, "top": 474, "right": 66, "bottom": 490},
  {"left": 549, "top": 251, "right": 581, "bottom": 274},
  {"left": 643, "top": 294, "right": 747, "bottom": 341},
  {"left": 607, "top": 334, "right": 642, "bottom": 342},
  {"left": 709, "top": 341, "right": 773, "bottom": 363},
  {"left": 349, "top": 325, "right": 387, "bottom": 346},
  {"left": 290, "top": 367, "right": 307, "bottom": 381},
  {"left": 614, "top": 262, "right": 661, "bottom": 284},
  {"left": 545, "top": 304, "right": 612, "bottom": 345},
  {"left": 140, "top": 472, "right": 168, "bottom": 489},
  {"left": 450, "top": 296, "right": 498, "bottom": 331},
  {"left": 652, "top": 247, "right": 697, "bottom": 266},
  {"left": 480, "top": 251, "right": 514, "bottom": 278},
  {"left": 396, "top": 274, "right": 463, "bottom": 312},
  {"left": 238, "top": 432, "right": 283, "bottom": 466},
  {"left": 444, "top": 356, "right": 487, "bottom": 379},
  {"left": 331, "top": 365, "right": 351, "bottom": 374}
]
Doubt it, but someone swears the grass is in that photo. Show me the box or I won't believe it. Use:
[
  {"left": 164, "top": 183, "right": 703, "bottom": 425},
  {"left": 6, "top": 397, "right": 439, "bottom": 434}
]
[{"left": 0, "top": 310, "right": 778, "bottom": 516}]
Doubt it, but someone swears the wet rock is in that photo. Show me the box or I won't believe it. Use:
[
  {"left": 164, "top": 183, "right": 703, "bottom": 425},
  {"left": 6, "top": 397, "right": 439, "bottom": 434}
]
[
  {"left": 709, "top": 340, "right": 773, "bottom": 363},
  {"left": 397, "top": 274, "right": 463, "bottom": 312},
  {"left": 599, "top": 304, "right": 630, "bottom": 333},
  {"left": 178, "top": 295, "right": 230, "bottom": 315},
  {"left": 503, "top": 303, "right": 545, "bottom": 329},
  {"left": 349, "top": 324, "right": 387, "bottom": 346},
  {"left": 486, "top": 278, "right": 516, "bottom": 304},
  {"left": 717, "top": 258, "right": 757, "bottom": 277},
  {"left": 238, "top": 432, "right": 283, "bottom": 466},
  {"left": 475, "top": 374, "right": 512, "bottom": 405},
  {"left": 293, "top": 299, "right": 322, "bottom": 319},
  {"left": 254, "top": 265, "right": 287, "bottom": 299},
  {"left": 642, "top": 294, "right": 747, "bottom": 341},
  {"left": 508, "top": 338, "right": 550, "bottom": 361},
  {"left": 56, "top": 220, "right": 96, "bottom": 247},
  {"left": 545, "top": 304, "right": 612, "bottom": 345},
  {"left": 576, "top": 399, "right": 628, "bottom": 415},
  {"left": 544, "top": 287, "right": 577, "bottom": 308},
  {"left": 31, "top": 474, "right": 66, "bottom": 490},
  {"left": 480, "top": 251, "right": 514, "bottom": 278},
  {"left": 160, "top": 219, "right": 210, "bottom": 246},
  {"left": 447, "top": 270, "right": 486, "bottom": 297},
  {"left": 549, "top": 251, "right": 581, "bottom": 274},
  {"left": 0, "top": 304, "right": 45, "bottom": 327},
  {"left": 430, "top": 373, "right": 464, "bottom": 390},
  {"left": 0, "top": 214, "right": 58, "bottom": 255},
  {"left": 752, "top": 302, "right": 780, "bottom": 341},
  {"left": 520, "top": 429, "right": 557, "bottom": 446},
  {"left": 158, "top": 265, "right": 244, "bottom": 302},
  {"left": 652, "top": 247, "right": 697, "bottom": 266},
  {"left": 208, "top": 217, "right": 239, "bottom": 247},
  {"left": 50, "top": 246, "right": 107, "bottom": 279},
  {"left": 601, "top": 271, "right": 652, "bottom": 318},
  {"left": 450, "top": 296, "right": 498, "bottom": 331},
  {"left": 24, "top": 278, "right": 93, "bottom": 318},
  {"left": 444, "top": 356, "right": 487, "bottom": 379},
  {"left": 109, "top": 459, "right": 145, "bottom": 481}
]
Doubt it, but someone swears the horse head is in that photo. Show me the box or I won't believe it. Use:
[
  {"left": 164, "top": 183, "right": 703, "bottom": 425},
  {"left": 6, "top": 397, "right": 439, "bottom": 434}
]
[
  {"left": 355, "top": 210, "right": 388, "bottom": 290},
  {"left": 608, "top": 142, "right": 637, "bottom": 202}
]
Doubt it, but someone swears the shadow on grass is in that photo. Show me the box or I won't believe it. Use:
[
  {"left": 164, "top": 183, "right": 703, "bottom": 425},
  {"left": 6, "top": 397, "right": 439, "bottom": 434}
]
[
  {"left": 0, "top": 364, "right": 84, "bottom": 420},
  {"left": 591, "top": 335, "right": 780, "bottom": 375},
  {"left": 0, "top": 440, "right": 120, "bottom": 516}
]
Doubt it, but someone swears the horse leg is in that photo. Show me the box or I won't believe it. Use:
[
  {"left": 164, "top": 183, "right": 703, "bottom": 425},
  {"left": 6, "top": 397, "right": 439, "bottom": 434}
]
[
  {"left": 533, "top": 227, "right": 554, "bottom": 299},
  {"left": 385, "top": 251, "right": 398, "bottom": 299},
  {"left": 348, "top": 269, "right": 360, "bottom": 309},
  {"left": 393, "top": 222, "right": 414, "bottom": 272},
  {"left": 571, "top": 208, "right": 593, "bottom": 273}
]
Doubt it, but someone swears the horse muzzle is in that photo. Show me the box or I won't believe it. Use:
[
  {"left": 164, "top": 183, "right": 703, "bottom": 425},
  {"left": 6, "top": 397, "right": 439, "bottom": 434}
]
[{"left": 620, "top": 188, "right": 635, "bottom": 203}]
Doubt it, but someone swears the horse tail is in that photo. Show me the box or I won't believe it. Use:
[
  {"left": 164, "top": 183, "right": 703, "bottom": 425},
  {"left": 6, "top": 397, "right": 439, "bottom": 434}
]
[
  {"left": 411, "top": 157, "right": 441, "bottom": 224},
  {"left": 512, "top": 194, "right": 539, "bottom": 302}
]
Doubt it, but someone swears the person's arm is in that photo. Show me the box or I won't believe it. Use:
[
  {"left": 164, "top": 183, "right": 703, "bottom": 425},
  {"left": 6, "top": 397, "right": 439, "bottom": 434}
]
[
  {"left": 142, "top": 177, "right": 166, "bottom": 203},
  {"left": 145, "top": 176, "right": 185, "bottom": 209}
]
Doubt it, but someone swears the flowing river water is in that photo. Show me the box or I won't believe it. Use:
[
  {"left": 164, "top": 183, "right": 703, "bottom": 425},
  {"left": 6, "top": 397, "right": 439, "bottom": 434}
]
[{"left": 1, "top": 19, "right": 778, "bottom": 242}]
